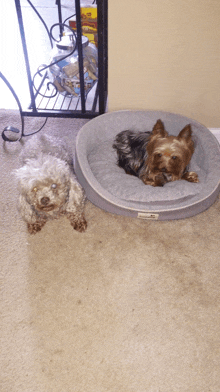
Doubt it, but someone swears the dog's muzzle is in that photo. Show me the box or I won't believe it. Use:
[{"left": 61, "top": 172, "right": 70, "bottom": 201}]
[
  {"left": 41, "top": 197, "right": 50, "bottom": 206},
  {"left": 162, "top": 172, "right": 172, "bottom": 181},
  {"left": 38, "top": 197, "right": 55, "bottom": 212}
]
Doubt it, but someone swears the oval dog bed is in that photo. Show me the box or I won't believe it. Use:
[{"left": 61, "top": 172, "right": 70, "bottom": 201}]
[{"left": 74, "top": 110, "right": 220, "bottom": 220}]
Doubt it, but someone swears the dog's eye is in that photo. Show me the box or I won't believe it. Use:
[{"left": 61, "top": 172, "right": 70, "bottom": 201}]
[
  {"left": 51, "top": 183, "right": 57, "bottom": 189},
  {"left": 172, "top": 156, "right": 177, "bottom": 160},
  {"left": 157, "top": 153, "right": 162, "bottom": 158}
]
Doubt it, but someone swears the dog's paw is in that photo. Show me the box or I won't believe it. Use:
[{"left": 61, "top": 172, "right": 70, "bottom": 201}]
[
  {"left": 182, "top": 171, "right": 199, "bottom": 183},
  {"left": 71, "top": 217, "right": 87, "bottom": 233},
  {"left": 154, "top": 173, "right": 170, "bottom": 186},
  {"left": 141, "top": 177, "right": 155, "bottom": 186},
  {"left": 67, "top": 212, "right": 87, "bottom": 232},
  {"left": 27, "top": 221, "right": 46, "bottom": 234},
  {"left": 141, "top": 172, "right": 168, "bottom": 187}
]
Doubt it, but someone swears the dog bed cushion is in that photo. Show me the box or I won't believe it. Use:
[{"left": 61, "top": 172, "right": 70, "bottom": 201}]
[{"left": 75, "top": 110, "right": 220, "bottom": 220}]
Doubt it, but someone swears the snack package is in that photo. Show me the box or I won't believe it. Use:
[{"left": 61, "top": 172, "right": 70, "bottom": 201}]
[{"left": 69, "top": 5, "right": 98, "bottom": 47}]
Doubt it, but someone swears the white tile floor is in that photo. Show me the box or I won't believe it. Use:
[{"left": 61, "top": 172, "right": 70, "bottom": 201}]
[{"left": 0, "top": 0, "right": 97, "bottom": 111}]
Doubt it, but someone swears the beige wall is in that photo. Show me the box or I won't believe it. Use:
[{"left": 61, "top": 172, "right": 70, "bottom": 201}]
[{"left": 108, "top": 0, "right": 220, "bottom": 127}]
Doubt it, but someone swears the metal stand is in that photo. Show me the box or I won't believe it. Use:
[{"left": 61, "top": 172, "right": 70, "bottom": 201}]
[{"left": 1, "top": 0, "right": 108, "bottom": 141}]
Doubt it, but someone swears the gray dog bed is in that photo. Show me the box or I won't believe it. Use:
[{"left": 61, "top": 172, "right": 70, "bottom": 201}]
[{"left": 74, "top": 110, "right": 220, "bottom": 220}]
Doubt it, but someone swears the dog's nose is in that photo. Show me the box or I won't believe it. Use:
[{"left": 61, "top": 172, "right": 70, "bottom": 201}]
[
  {"left": 161, "top": 167, "right": 167, "bottom": 173},
  {"left": 41, "top": 197, "right": 50, "bottom": 206}
]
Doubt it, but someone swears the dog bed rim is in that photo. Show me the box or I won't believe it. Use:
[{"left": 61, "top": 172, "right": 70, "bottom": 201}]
[
  {"left": 75, "top": 110, "right": 220, "bottom": 219},
  {"left": 75, "top": 152, "right": 220, "bottom": 214}
]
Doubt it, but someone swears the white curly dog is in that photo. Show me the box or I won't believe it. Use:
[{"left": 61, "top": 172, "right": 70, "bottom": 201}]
[{"left": 15, "top": 133, "right": 87, "bottom": 234}]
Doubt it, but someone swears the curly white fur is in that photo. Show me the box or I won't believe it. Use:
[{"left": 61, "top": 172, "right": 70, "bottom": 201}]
[{"left": 15, "top": 134, "right": 87, "bottom": 234}]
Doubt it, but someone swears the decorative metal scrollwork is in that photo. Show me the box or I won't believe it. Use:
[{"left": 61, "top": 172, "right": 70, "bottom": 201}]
[
  {"left": 0, "top": 72, "right": 48, "bottom": 142},
  {"left": 0, "top": 9, "right": 77, "bottom": 142},
  {"left": 0, "top": 72, "right": 24, "bottom": 142},
  {"left": 32, "top": 23, "right": 77, "bottom": 99}
]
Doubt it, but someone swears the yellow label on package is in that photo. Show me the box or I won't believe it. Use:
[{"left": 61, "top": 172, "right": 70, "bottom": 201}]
[
  {"left": 69, "top": 6, "right": 97, "bottom": 46},
  {"left": 80, "top": 7, "right": 97, "bottom": 20}
]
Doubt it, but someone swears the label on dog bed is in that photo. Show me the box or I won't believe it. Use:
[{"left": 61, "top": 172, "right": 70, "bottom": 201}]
[{"left": 137, "top": 212, "right": 159, "bottom": 220}]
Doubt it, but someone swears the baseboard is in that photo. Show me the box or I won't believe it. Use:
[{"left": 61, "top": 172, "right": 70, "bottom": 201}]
[{"left": 209, "top": 128, "right": 220, "bottom": 144}]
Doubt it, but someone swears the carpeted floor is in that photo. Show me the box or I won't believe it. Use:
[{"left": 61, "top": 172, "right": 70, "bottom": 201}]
[{"left": 1, "top": 109, "right": 220, "bottom": 392}]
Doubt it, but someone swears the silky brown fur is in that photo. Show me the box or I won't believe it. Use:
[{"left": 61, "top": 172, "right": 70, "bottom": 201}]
[{"left": 113, "top": 119, "right": 199, "bottom": 187}]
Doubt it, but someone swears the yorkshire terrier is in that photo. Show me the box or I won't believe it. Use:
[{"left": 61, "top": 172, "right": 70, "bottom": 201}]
[{"left": 113, "top": 119, "right": 199, "bottom": 187}]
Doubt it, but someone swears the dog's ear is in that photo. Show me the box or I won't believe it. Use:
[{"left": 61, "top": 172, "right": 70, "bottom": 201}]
[
  {"left": 178, "top": 124, "right": 192, "bottom": 141},
  {"left": 152, "top": 119, "right": 168, "bottom": 138},
  {"left": 65, "top": 176, "right": 85, "bottom": 212},
  {"left": 18, "top": 194, "right": 38, "bottom": 223}
]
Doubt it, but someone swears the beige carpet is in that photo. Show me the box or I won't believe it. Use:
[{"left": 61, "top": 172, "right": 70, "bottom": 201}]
[{"left": 1, "top": 109, "right": 220, "bottom": 392}]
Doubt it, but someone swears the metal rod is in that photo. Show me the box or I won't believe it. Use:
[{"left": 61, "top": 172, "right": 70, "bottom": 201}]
[
  {"left": 103, "top": 0, "right": 108, "bottom": 104},
  {"left": 14, "top": 0, "right": 37, "bottom": 111},
  {"left": 75, "top": 0, "right": 86, "bottom": 113},
  {"left": 97, "top": 0, "right": 104, "bottom": 113},
  {"left": 21, "top": 110, "right": 100, "bottom": 118},
  {"left": 56, "top": 0, "right": 63, "bottom": 37},
  {"left": 97, "top": 0, "right": 108, "bottom": 114},
  {"left": 92, "top": 83, "right": 99, "bottom": 113},
  {"left": 0, "top": 72, "right": 24, "bottom": 141}
]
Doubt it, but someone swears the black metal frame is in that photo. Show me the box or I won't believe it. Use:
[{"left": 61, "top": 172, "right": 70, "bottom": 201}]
[{"left": 1, "top": 0, "right": 107, "bottom": 141}]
